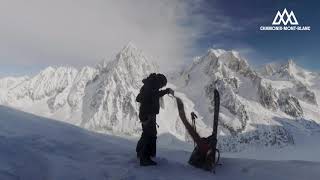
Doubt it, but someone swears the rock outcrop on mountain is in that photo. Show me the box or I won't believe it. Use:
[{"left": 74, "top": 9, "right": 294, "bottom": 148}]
[{"left": 261, "top": 60, "right": 318, "bottom": 105}]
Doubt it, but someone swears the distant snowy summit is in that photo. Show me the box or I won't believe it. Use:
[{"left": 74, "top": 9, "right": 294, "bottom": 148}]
[
  {"left": 1, "top": 43, "right": 319, "bottom": 152},
  {"left": 260, "top": 59, "right": 318, "bottom": 105}
]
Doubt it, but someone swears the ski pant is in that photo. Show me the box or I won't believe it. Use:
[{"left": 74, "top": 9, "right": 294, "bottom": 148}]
[{"left": 136, "top": 114, "right": 157, "bottom": 158}]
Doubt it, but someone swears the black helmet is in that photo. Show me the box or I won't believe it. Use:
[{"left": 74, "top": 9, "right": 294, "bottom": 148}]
[
  {"left": 156, "top": 73, "right": 167, "bottom": 88},
  {"left": 142, "top": 73, "right": 157, "bottom": 84}
]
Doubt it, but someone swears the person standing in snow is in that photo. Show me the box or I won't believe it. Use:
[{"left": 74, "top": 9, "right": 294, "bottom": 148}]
[{"left": 136, "top": 73, "right": 174, "bottom": 166}]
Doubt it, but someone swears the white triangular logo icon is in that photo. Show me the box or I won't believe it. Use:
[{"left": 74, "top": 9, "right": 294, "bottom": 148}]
[{"left": 272, "top": 8, "right": 299, "bottom": 25}]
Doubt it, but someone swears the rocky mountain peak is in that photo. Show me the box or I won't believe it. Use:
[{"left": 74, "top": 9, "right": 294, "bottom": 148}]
[
  {"left": 38, "top": 66, "right": 55, "bottom": 76},
  {"left": 116, "top": 43, "right": 157, "bottom": 71},
  {"left": 208, "top": 49, "right": 226, "bottom": 58},
  {"left": 287, "top": 59, "right": 296, "bottom": 67},
  {"left": 279, "top": 59, "right": 297, "bottom": 77},
  {"left": 119, "top": 42, "right": 139, "bottom": 55},
  {"left": 38, "top": 66, "right": 78, "bottom": 78},
  {"left": 260, "top": 63, "right": 279, "bottom": 76},
  {"left": 98, "top": 43, "right": 157, "bottom": 76},
  {"left": 261, "top": 59, "right": 304, "bottom": 80}
]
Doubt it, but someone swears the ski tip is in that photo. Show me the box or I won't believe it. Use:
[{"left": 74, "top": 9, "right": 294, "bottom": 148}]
[{"left": 214, "top": 89, "right": 219, "bottom": 97}]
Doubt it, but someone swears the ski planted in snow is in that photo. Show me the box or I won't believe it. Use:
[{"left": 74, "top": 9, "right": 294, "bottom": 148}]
[{"left": 211, "top": 89, "right": 221, "bottom": 173}]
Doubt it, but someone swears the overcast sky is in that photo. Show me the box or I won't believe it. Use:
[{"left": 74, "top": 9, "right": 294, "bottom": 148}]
[
  {"left": 0, "top": 0, "right": 207, "bottom": 76},
  {"left": 0, "top": 0, "right": 319, "bottom": 77}
]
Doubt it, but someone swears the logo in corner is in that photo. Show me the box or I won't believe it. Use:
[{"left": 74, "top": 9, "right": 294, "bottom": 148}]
[
  {"left": 272, "top": 8, "right": 298, "bottom": 25},
  {"left": 260, "top": 8, "right": 310, "bottom": 31}
]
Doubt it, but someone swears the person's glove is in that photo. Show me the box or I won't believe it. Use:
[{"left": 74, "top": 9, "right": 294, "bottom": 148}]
[{"left": 166, "top": 88, "right": 174, "bottom": 96}]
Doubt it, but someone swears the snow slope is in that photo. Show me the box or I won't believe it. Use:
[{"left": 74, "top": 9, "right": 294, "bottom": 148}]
[{"left": 1, "top": 105, "right": 320, "bottom": 180}]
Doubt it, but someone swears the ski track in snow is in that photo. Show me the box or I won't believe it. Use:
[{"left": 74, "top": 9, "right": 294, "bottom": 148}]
[{"left": 0, "top": 105, "right": 320, "bottom": 180}]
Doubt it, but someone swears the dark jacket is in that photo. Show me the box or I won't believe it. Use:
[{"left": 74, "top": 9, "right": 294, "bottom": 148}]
[{"left": 136, "top": 79, "right": 169, "bottom": 117}]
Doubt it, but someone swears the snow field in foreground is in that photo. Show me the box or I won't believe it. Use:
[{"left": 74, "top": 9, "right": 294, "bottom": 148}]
[{"left": 0, "top": 105, "right": 320, "bottom": 180}]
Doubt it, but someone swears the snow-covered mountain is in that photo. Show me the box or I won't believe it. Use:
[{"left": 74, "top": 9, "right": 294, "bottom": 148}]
[
  {"left": 260, "top": 60, "right": 318, "bottom": 105},
  {"left": 0, "top": 43, "right": 209, "bottom": 143},
  {"left": 80, "top": 43, "right": 208, "bottom": 139},
  {"left": 0, "top": 66, "right": 97, "bottom": 124},
  {"left": 1, "top": 44, "right": 319, "bottom": 152},
  {"left": 171, "top": 49, "right": 320, "bottom": 151}
]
